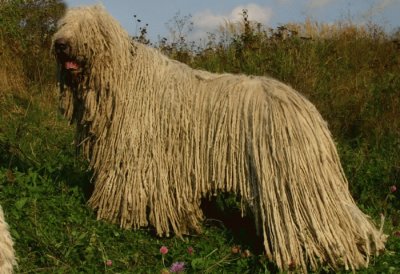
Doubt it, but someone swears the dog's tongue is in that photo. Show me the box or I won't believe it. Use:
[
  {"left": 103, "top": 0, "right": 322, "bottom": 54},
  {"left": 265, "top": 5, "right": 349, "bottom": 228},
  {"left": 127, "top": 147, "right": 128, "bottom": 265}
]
[{"left": 65, "top": 61, "right": 79, "bottom": 70}]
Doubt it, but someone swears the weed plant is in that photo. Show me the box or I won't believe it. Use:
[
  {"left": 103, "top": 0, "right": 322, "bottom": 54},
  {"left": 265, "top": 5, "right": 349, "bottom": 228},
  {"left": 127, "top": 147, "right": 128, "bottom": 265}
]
[{"left": 0, "top": 2, "right": 399, "bottom": 273}]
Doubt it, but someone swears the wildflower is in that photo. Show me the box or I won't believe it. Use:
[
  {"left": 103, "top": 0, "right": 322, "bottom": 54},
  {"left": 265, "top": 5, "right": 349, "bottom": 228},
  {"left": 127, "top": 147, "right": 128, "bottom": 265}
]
[
  {"left": 160, "top": 246, "right": 169, "bottom": 255},
  {"left": 241, "top": 249, "right": 251, "bottom": 258},
  {"left": 231, "top": 245, "right": 240, "bottom": 254},
  {"left": 105, "top": 259, "right": 112, "bottom": 266},
  {"left": 390, "top": 185, "right": 397, "bottom": 193},
  {"left": 187, "top": 246, "right": 194, "bottom": 255},
  {"left": 170, "top": 262, "right": 185, "bottom": 273}
]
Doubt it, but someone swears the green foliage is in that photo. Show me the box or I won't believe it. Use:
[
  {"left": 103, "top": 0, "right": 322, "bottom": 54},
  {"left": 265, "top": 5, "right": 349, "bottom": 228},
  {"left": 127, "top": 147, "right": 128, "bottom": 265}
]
[
  {"left": 0, "top": 0, "right": 66, "bottom": 86},
  {"left": 0, "top": 6, "right": 399, "bottom": 274}
]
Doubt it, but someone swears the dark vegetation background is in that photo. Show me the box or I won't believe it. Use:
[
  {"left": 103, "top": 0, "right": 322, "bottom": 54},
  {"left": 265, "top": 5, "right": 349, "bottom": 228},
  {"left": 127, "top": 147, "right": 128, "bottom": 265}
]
[{"left": 0, "top": 1, "right": 399, "bottom": 273}]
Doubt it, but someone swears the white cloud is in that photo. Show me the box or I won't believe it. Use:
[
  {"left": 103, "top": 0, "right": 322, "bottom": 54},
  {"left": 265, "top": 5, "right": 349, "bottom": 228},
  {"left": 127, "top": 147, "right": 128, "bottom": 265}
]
[
  {"left": 229, "top": 4, "right": 273, "bottom": 23},
  {"left": 193, "top": 10, "right": 227, "bottom": 30},
  {"left": 192, "top": 3, "right": 273, "bottom": 40}
]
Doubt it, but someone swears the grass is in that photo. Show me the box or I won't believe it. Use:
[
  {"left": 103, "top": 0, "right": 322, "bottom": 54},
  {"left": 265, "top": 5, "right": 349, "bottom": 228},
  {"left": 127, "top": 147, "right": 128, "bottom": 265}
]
[{"left": 1, "top": 2, "right": 400, "bottom": 273}]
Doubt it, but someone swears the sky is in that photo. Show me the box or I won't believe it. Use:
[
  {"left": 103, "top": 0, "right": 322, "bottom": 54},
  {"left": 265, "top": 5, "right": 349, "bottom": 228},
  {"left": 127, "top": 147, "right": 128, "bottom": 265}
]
[{"left": 64, "top": 0, "right": 400, "bottom": 42}]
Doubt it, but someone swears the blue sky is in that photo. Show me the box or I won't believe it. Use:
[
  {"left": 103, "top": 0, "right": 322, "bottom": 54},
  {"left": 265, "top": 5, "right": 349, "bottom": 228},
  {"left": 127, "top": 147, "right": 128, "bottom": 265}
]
[{"left": 64, "top": 0, "right": 400, "bottom": 42}]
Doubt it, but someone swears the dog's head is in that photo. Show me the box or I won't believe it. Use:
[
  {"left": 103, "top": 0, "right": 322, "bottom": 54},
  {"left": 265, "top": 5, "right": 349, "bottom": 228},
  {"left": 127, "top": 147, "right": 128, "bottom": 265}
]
[
  {"left": 53, "top": 36, "right": 85, "bottom": 88},
  {"left": 52, "top": 6, "right": 94, "bottom": 89},
  {"left": 52, "top": 5, "right": 132, "bottom": 89}
]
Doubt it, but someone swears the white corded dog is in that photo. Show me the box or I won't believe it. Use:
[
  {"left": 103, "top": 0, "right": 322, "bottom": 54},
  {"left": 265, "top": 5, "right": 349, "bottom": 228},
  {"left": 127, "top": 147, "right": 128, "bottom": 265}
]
[{"left": 0, "top": 205, "right": 16, "bottom": 274}]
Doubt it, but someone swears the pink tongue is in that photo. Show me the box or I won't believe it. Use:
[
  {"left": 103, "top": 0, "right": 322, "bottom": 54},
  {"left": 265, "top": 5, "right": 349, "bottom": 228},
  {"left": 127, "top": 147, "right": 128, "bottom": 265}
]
[{"left": 65, "top": 61, "right": 79, "bottom": 70}]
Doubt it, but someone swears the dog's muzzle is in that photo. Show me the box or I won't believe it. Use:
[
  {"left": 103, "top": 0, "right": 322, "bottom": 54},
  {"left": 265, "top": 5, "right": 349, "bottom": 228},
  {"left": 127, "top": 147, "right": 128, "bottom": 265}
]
[
  {"left": 54, "top": 38, "right": 84, "bottom": 88},
  {"left": 54, "top": 38, "right": 80, "bottom": 70}
]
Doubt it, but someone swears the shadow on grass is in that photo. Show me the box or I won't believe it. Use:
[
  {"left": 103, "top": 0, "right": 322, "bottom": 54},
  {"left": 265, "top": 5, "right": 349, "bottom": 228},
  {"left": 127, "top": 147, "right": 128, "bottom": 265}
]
[{"left": 201, "top": 193, "right": 281, "bottom": 273}]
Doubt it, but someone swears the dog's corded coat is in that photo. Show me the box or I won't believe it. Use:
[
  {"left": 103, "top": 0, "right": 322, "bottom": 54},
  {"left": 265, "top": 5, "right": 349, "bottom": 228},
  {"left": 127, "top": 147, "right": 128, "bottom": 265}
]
[
  {"left": 53, "top": 5, "right": 386, "bottom": 272},
  {"left": 0, "top": 205, "right": 16, "bottom": 274}
]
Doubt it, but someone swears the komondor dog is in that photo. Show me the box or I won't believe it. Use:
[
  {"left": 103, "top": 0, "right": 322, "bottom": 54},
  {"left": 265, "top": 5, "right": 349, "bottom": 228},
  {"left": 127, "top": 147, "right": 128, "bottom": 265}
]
[
  {"left": 53, "top": 5, "right": 386, "bottom": 272},
  {"left": 0, "top": 205, "right": 16, "bottom": 274}
]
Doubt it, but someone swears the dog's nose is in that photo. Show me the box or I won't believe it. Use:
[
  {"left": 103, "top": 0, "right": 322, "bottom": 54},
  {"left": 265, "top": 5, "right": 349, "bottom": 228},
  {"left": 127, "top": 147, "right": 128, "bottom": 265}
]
[{"left": 54, "top": 38, "right": 68, "bottom": 51}]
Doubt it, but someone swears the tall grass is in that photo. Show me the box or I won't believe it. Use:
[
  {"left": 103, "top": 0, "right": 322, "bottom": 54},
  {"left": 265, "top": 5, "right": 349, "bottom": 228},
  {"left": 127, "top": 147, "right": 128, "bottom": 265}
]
[{"left": 1, "top": 3, "right": 399, "bottom": 272}]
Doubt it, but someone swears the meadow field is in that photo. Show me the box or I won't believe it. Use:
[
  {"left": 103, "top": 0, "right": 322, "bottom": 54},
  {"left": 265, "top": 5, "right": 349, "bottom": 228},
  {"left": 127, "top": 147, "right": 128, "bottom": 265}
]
[{"left": 0, "top": 1, "right": 399, "bottom": 273}]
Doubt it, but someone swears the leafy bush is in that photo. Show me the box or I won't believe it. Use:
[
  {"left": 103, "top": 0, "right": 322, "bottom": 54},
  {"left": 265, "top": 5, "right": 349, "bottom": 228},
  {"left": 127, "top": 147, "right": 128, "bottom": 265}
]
[{"left": 0, "top": 0, "right": 65, "bottom": 93}]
